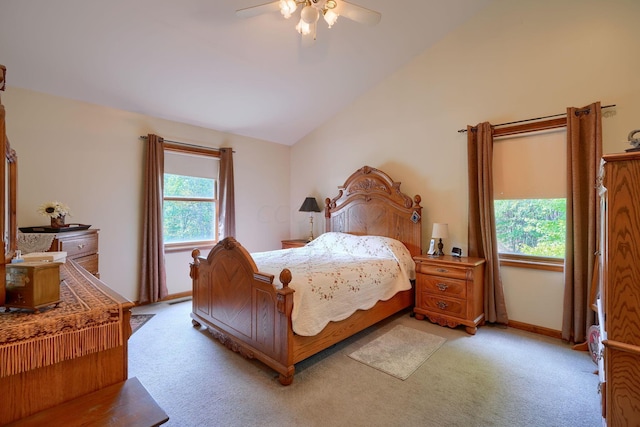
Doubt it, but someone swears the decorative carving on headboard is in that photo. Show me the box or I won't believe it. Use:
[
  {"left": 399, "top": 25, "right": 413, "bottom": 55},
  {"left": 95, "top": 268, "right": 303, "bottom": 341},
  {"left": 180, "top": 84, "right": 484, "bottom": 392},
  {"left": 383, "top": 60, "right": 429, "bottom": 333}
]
[
  {"left": 326, "top": 166, "right": 417, "bottom": 212},
  {"left": 350, "top": 177, "right": 389, "bottom": 194}
]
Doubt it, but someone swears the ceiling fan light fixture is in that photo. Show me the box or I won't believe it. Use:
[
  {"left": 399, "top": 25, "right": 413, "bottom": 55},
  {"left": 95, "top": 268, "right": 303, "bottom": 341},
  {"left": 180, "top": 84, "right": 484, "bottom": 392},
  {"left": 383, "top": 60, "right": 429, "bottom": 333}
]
[
  {"left": 238, "top": 0, "right": 380, "bottom": 41},
  {"left": 279, "top": 0, "right": 298, "bottom": 19},
  {"left": 296, "top": 18, "right": 312, "bottom": 35},
  {"left": 323, "top": 9, "right": 338, "bottom": 27},
  {"left": 300, "top": 4, "right": 320, "bottom": 24}
]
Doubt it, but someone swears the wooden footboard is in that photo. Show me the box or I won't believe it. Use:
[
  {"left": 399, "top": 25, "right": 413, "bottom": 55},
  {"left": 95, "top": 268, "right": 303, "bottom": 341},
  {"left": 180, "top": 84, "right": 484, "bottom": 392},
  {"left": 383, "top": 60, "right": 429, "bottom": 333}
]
[
  {"left": 190, "top": 238, "right": 297, "bottom": 385},
  {"left": 190, "top": 237, "right": 414, "bottom": 385}
]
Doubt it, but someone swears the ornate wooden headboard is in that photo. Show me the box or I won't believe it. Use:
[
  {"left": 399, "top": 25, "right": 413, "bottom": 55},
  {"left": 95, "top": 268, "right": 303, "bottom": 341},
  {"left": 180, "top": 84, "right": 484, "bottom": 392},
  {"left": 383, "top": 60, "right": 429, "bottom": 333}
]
[{"left": 325, "top": 165, "right": 423, "bottom": 257}]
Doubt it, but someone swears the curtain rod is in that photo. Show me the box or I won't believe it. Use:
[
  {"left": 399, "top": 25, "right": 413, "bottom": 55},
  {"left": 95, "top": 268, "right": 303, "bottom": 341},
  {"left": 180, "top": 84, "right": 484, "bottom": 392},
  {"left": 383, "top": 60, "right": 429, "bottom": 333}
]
[
  {"left": 138, "top": 135, "right": 235, "bottom": 153},
  {"left": 457, "top": 104, "right": 616, "bottom": 133}
]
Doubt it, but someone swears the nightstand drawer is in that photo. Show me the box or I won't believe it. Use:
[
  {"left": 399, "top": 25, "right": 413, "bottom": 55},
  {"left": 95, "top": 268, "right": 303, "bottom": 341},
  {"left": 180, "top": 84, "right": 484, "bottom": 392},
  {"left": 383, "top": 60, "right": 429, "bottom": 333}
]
[
  {"left": 418, "top": 294, "right": 466, "bottom": 318},
  {"left": 416, "top": 275, "right": 466, "bottom": 298},
  {"left": 415, "top": 263, "right": 467, "bottom": 280}
]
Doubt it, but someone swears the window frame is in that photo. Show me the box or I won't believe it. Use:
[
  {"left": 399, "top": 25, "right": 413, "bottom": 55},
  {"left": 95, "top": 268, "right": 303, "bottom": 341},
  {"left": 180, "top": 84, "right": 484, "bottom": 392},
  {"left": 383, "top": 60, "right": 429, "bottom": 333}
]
[
  {"left": 492, "top": 117, "right": 567, "bottom": 272},
  {"left": 163, "top": 142, "right": 220, "bottom": 252}
]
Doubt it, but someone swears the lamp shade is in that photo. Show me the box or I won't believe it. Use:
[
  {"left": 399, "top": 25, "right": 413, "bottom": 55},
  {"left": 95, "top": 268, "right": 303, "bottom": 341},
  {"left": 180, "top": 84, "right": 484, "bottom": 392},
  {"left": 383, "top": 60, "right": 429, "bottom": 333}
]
[
  {"left": 299, "top": 197, "right": 321, "bottom": 213},
  {"left": 431, "top": 223, "right": 449, "bottom": 238}
]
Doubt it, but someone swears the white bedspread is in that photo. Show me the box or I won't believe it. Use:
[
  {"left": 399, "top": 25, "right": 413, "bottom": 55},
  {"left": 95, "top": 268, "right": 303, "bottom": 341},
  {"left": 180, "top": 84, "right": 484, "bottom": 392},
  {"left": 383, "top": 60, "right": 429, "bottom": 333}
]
[{"left": 252, "top": 232, "right": 415, "bottom": 336}]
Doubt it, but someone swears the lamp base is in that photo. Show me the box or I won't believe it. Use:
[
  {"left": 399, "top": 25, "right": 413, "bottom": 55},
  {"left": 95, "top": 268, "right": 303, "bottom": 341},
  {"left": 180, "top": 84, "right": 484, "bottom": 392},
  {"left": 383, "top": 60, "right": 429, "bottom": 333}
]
[
  {"left": 436, "top": 238, "right": 444, "bottom": 256},
  {"left": 307, "top": 216, "right": 314, "bottom": 242}
]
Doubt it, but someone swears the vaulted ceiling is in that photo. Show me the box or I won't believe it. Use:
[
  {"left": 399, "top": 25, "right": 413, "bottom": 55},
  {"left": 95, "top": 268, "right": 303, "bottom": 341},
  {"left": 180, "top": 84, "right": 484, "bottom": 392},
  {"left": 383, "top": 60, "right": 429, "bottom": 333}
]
[{"left": 0, "top": 0, "right": 491, "bottom": 145}]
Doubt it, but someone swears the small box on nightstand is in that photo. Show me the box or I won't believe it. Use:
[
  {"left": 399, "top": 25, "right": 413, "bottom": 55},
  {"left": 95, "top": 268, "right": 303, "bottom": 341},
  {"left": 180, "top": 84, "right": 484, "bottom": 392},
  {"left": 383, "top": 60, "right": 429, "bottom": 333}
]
[{"left": 4, "top": 262, "right": 62, "bottom": 312}]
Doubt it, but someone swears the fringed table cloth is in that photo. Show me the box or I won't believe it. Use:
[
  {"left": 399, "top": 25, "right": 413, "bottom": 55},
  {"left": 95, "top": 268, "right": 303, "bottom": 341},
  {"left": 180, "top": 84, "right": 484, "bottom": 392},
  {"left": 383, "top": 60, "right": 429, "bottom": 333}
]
[{"left": 0, "top": 260, "right": 125, "bottom": 378}]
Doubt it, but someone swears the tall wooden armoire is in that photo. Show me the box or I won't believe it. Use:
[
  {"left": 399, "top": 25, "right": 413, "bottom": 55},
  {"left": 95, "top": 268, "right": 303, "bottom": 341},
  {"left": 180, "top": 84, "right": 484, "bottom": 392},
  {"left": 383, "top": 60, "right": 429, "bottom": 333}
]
[{"left": 599, "top": 151, "right": 640, "bottom": 425}]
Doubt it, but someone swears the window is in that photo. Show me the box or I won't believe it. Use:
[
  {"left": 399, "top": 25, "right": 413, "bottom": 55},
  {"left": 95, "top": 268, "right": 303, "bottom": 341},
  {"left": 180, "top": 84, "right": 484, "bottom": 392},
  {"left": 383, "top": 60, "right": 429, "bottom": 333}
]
[
  {"left": 493, "top": 128, "right": 566, "bottom": 270},
  {"left": 163, "top": 147, "right": 219, "bottom": 250},
  {"left": 494, "top": 198, "right": 566, "bottom": 257}
]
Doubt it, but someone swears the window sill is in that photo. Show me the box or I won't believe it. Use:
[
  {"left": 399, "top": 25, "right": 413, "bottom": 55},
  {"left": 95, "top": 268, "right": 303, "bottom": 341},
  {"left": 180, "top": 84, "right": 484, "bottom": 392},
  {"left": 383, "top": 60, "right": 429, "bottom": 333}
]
[
  {"left": 498, "top": 254, "right": 564, "bottom": 272},
  {"left": 165, "top": 241, "right": 216, "bottom": 253}
]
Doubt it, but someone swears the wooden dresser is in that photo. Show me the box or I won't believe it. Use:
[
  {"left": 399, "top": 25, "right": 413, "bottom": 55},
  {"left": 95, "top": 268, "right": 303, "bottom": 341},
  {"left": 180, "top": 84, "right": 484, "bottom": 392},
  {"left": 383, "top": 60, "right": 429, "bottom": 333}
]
[
  {"left": 413, "top": 255, "right": 485, "bottom": 335},
  {"left": 599, "top": 151, "right": 640, "bottom": 426},
  {"left": 48, "top": 229, "right": 99, "bottom": 276}
]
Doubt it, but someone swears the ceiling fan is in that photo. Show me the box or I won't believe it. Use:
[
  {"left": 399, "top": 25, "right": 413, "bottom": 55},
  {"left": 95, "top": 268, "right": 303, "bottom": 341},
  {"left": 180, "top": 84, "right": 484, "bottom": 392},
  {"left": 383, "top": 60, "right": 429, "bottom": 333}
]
[{"left": 237, "top": 0, "right": 382, "bottom": 40}]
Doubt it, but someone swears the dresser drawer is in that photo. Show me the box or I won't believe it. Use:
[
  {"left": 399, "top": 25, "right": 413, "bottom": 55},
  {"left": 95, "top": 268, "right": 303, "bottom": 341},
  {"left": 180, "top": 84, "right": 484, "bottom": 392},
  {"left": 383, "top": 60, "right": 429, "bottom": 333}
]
[
  {"left": 416, "top": 275, "right": 466, "bottom": 298},
  {"left": 74, "top": 254, "right": 99, "bottom": 276},
  {"left": 415, "top": 262, "right": 467, "bottom": 280},
  {"left": 57, "top": 233, "right": 98, "bottom": 258},
  {"left": 418, "top": 293, "right": 466, "bottom": 318}
]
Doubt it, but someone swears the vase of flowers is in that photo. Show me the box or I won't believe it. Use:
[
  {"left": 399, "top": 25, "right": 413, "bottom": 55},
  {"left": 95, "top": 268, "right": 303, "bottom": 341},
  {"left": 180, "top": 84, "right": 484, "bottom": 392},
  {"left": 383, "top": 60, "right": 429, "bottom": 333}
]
[{"left": 37, "top": 201, "right": 71, "bottom": 228}]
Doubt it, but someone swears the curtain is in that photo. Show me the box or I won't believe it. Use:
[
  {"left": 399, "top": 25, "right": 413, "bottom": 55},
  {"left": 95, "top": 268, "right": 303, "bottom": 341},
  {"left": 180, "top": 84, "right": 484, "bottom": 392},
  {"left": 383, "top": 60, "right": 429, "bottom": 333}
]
[
  {"left": 467, "top": 122, "right": 509, "bottom": 324},
  {"left": 218, "top": 147, "right": 236, "bottom": 239},
  {"left": 139, "top": 133, "right": 168, "bottom": 304},
  {"left": 562, "top": 102, "right": 602, "bottom": 343}
]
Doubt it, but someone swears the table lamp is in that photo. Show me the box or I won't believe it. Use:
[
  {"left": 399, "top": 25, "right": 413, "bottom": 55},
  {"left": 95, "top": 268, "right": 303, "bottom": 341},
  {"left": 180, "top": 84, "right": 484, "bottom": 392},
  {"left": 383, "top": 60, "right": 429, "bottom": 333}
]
[
  {"left": 299, "top": 197, "right": 321, "bottom": 241},
  {"left": 431, "top": 223, "right": 449, "bottom": 256}
]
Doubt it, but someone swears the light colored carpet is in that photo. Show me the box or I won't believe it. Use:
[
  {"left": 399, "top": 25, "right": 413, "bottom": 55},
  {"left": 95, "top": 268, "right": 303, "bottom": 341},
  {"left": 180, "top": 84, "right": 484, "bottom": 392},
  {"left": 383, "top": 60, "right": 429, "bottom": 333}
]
[
  {"left": 348, "top": 324, "right": 446, "bottom": 380},
  {"left": 129, "top": 301, "right": 602, "bottom": 426}
]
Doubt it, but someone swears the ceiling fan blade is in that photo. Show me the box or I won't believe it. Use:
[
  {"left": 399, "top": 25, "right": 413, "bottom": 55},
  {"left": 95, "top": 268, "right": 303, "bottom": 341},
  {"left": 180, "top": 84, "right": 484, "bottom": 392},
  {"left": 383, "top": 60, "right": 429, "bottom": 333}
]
[
  {"left": 236, "top": 1, "right": 281, "bottom": 19},
  {"left": 334, "top": 1, "right": 381, "bottom": 26}
]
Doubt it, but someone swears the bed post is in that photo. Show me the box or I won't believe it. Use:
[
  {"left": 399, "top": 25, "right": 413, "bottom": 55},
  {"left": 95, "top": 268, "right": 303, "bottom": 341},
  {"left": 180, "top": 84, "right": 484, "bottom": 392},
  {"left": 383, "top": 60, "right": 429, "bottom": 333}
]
[{"left": 275, "top": 268, "right": 295, "bottom": 385}]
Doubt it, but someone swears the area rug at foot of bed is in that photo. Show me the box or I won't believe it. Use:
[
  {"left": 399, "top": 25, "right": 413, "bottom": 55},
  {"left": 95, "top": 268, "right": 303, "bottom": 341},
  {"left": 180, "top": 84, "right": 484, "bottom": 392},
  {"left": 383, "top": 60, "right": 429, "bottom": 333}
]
[
  {"left": 130, "top": 314, "right": 155, "bottom": 335},
  {"left": 348, "top": 324, "right": 446, "bottom": 380}
]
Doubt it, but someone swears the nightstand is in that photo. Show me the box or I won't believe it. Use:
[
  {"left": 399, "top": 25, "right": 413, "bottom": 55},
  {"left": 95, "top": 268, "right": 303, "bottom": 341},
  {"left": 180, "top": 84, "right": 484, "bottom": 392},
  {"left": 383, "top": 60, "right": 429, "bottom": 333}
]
[
  {"left": 413, "top": 255, "right": 485, "bottom": 335},
  {"left": 281, "top": 239, "right": 308, "bottom": 249}
]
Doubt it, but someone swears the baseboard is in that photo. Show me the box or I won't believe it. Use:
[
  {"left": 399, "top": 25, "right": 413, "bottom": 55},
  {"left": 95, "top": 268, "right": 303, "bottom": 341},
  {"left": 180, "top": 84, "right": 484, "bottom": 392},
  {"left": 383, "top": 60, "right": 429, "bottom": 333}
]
[
  {"left": 507, "top": 320, "right": 562, "bottom": 340},
  {"left": 163, "top": 291, "right": 192, "bottom": 301},
  {"left": 134, "top": 291, "right": 193, "bottom": 306}
]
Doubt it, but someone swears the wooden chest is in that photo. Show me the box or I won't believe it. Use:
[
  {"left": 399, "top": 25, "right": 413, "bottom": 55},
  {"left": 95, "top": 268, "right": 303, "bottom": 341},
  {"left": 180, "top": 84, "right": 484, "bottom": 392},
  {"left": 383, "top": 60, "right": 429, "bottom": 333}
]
[{"left": 4, "top": 262, "right": 62, "bottom": 312}]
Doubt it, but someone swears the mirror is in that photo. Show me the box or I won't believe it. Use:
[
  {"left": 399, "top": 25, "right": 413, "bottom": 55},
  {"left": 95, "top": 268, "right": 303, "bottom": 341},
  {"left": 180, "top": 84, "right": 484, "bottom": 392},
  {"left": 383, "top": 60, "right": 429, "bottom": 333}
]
[{"left": 0, "top": 64, "right": 17, "bottom": 305}]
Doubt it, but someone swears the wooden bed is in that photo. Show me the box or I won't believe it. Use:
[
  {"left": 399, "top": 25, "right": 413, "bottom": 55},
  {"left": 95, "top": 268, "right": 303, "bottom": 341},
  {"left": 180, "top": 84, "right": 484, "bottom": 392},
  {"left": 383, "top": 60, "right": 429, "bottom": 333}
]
[{"left": 190, "top": 166, "right": 422, "bottom": 385}]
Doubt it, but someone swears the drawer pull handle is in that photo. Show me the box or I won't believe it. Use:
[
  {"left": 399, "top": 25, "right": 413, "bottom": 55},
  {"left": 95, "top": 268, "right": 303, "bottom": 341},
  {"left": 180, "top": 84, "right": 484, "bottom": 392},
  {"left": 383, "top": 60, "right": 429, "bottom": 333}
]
[
  {"left": 436, "top": 283, "right": 448, "bottom": 291},
  {"left": 436, "top": 268, "right": 448, "bottom": 273},
  {"left": 437, "top": 301, "right": 448, "bottom": 310},
  {"left": 77, "top": 244, "right": 85, "bottom": 249}
]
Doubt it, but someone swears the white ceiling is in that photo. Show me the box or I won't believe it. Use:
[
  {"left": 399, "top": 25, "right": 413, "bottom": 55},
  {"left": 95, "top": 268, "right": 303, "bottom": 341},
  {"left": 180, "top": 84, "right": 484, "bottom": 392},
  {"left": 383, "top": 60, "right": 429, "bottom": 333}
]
[{"left": 0, "top": 0, "right": 491, "bottom": 145}]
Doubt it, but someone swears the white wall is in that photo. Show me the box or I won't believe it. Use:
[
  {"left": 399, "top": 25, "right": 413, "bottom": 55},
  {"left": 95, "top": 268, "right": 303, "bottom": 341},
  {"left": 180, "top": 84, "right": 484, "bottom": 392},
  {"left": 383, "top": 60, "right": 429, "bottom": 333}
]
[
  {"left": 291, "top": 0, "right": 640, "bottom": 330},
  {"left": 4, "top": 87, "right": 291, "bottom": 301}
]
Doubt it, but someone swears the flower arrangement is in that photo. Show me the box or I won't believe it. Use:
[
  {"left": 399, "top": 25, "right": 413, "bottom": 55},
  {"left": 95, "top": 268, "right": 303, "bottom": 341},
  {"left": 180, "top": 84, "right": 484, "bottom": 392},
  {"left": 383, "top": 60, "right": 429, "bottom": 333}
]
[{"left": 37, "top": 201, "right": 71, "bottom": 219}]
